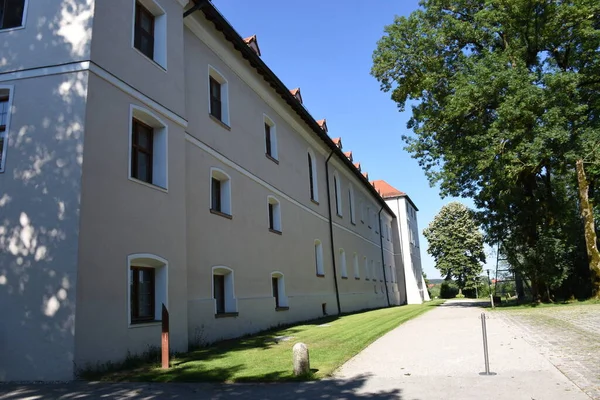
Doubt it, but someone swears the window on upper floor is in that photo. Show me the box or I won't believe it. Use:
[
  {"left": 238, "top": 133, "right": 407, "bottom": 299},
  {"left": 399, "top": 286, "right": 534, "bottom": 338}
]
[
  {"left": 133, "top": 0, "right": 167, "bottom": 69},
  {"left": 353, "top": 253, "right": 359, "bottom": 279},
  {"left": 334, "top": 172, "right": 342, "bottom": 217},
  {"left": 210, "top": 168, "right": 232, "bottom": 218},
  {"left": 213, "top": 266, "right": 237, "bottom": 316},
  {"left": 349, "top": 185, "right": 356, "bottom": 224},
  {"left": 264, "top": 115, "right": 278, "bottom": 162},
  {"left": 360, "top": 200, "right": 364, "bottom": 223},
  {"left": 272, "top": 272, "right": 289, "bottom": 310},
  {"left": 0, "top": 0, "right": 26, "bottom": 31},
  {"left": 267, "top": 196, "right": 282, "bottom": 233},
  {"left": 364, "top": 256, "right": 369, "bottom": 280},
  {"left": 315, "top": 239, "right": 324, "bottom": 277},
  {"left": 0, "top": 88, "right": 13, "bottom": 172},
  {"left": 308, "top": 149, "right": 319, "bottom": 203},
  {"left": 208, "top": 66, "right": 230, "bottom": 126},
  {"left": 339, "top": 249, "right": 347, "bottom": 278},
  {"left": 128, "top": 254, "right": 167, "bottom": 325},
  {"left": 367, "top": 206, "right": 372, "bottom": 228},
  {"left": 130, "top": 106, "right": 168, "bottom": 189}
]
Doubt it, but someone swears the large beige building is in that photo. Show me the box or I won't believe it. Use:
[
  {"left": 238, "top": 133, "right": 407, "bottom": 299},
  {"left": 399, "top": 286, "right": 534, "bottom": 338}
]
[{"left": 0, "top": 0, "right": 426, "bottom": 381}]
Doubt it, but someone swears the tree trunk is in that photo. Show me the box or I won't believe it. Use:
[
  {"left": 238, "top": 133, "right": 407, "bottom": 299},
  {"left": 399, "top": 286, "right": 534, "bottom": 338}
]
[
  {"left": 575, "top": 159, "right": 600, "bottom": 298},
  {"left": 515, "top": 274, "right": 525, "bottom": 302}
]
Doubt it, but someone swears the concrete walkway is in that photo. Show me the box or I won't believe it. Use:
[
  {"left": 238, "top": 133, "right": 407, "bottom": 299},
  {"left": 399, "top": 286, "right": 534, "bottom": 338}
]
[
  {"left": 336, "top": 299, "right": 590, "bottom": 399},
  {"left": 0, "top": 300, "right": 590, "bottom": 399}
]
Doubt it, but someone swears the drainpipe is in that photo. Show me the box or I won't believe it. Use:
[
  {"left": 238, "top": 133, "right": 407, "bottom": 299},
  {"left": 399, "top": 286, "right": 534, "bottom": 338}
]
[
  {"left": 325, "top": 150, "right": 342, "bottom": 315},
  {"left": 397, "top": 198, "right": 408, "bottom": 305},
  {"left": 378, "top": 207, "right": 391, "bottom": 307}
]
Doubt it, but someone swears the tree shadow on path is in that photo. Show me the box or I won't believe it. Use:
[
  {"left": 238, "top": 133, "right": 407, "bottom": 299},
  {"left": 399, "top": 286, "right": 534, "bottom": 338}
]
[{"left": 0, "top": 374, "right": 409, "bottom": 400}]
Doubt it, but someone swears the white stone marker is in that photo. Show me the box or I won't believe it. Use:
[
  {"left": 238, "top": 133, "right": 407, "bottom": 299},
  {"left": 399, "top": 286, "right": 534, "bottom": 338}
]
[{"left": 292, "top": 342, "right": 310, "bottom": 376}]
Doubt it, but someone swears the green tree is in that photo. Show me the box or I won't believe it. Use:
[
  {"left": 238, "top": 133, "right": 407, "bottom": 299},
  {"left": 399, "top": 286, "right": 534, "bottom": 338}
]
[
  {"left": 423, "top": 202, "right": 486, "bottom": 293},
  {"left": 372, "top": 0, "right": 600, "bottom": 297}
]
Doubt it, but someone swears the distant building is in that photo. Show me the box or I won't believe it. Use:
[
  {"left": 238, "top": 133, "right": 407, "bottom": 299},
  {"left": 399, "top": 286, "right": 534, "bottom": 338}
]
[{"left": 372, "top": 181, "right": 430, "bottom": 304}]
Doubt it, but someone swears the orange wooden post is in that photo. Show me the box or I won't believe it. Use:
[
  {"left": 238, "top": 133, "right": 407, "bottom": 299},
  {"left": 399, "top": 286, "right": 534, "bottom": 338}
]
[{"left": 161, "top": 303, "right": 169, "bottom": 369}]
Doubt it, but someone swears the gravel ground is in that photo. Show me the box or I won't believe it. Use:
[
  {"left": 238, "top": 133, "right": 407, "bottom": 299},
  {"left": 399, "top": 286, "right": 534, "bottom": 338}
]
[{"left": 497, "top": 304, "right": 600, "bottom": 400}]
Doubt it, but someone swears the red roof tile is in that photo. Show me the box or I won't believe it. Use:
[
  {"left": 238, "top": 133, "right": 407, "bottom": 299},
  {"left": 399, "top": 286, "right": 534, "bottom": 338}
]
[
  {"left": 316, "top": 119, "right": 328, "bottom": 133},
  {"left": 354, "top": 162, "right": 361, "bottom": 171},
  {"left": 344, "top": 151, "right": 353, "bottom": 161},
  {"left": 243, "top": 35, "right": 261, "bottom": 56},
  {"left": 290, "top": 88, "right": 303, "bottom": 103},
  {"left": 332, "top": 137, "right": 342, "bottom": 148},
  {"left": 371, "top": 180, "right": 406, "bottom": 199}
]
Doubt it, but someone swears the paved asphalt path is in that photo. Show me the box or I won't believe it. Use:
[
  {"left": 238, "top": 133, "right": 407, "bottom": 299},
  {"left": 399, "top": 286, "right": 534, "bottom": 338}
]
[{"left": 0, "top": 299, "right": 589, "bottom": 399}]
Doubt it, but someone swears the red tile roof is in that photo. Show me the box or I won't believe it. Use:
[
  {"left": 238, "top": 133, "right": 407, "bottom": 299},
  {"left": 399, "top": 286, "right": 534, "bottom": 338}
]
[
  {"left": 371, "top": 180, "right": 406, "bottom": 199},
  {"left": 354, "top": 162, "right": 361, "bottom": 171},
  {"left": 316, "top": 119, "right": 328, "bottom": 133},
  {"left": 290, "top": 88, "right": 303, "bottom": 103},
  {"left": 332, "top": 137, "right": 342, "bottom": 148},
  {"left": 243, "top": 35, "right": 261, "bottom": 56},
  {"left": 344, "top": 151, "right": 353, "bottom": 161}
]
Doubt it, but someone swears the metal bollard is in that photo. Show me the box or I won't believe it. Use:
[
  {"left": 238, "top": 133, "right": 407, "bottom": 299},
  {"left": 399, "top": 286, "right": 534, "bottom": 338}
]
[{"left": 479, "top": 312, "right": 496, "bottom": 376}]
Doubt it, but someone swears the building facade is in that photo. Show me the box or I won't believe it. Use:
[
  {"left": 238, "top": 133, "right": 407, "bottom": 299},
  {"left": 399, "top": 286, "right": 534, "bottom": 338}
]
[{"left": 0, "top": 0, "right": 423, "bottom": 381}]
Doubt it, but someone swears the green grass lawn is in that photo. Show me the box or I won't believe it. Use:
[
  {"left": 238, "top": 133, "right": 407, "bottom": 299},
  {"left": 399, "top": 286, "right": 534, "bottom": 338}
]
[
  {"left": 491, "top": 297, "right": 600, "bottom": 310},
  {"left": 88, "top": 300, "right": 443, "bottom": 383}
]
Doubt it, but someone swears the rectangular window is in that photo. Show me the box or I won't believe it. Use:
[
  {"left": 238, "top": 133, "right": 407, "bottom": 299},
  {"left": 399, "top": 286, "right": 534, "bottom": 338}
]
[
  {"left": 272, "top": 277, "right": 279, "bottom": 307},
  {"left": 131, "top": 119, "right": 154, "bottom": 184},
  {"left": 130, "top": 266, "right": 155, "bottom": 323},
  {"left": 268, "top": 203, "right": 275, "bottom": 230},
  {"left": 0, "top": 0, "right": 25, "bottom": 30},
  {"left": 0, "top": 95, "right": 8, "bottom": 168},
  {"left": 214, "top": 274, "right": 225, "bottom": 314},
  {"left": 209, "top": 76, "right": 222, "bottom": 121},
  {"left": 308, "top": 153, "right": 315, "bottom": 200},
  {"left": 211, "top": 177, "right": 222, "bottom": 212},
  {"left": 265, "top": 123, "right": 272, "bottom": 157},
  {"left": 134, "top": 2, "right": 155, "bottom": 59}
]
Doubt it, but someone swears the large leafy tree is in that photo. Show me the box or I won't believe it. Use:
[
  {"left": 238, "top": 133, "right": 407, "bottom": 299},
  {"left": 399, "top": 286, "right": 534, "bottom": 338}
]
[
  {"left": 423, "top": 202, "right": 486, "bottom": 292},
  {"left": 372, "top": 0, "right": 600, "bottom": 297}
]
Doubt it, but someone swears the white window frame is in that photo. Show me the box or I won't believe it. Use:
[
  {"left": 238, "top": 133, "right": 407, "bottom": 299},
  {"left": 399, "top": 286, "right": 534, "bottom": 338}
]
[
  {"left": 212, "top": 266, "right": 238, "bottom": 314},
  {"left": 0, "top": 0, "right": 28, "bottom": 32},
  {"left": 210, "top": 167, "right": 232, "bottom": 216},
  {"left": 339, "top": 248, "right": 347, "bottom": 278},
  {"left": 267, "top": 195, "right": 282, "bottom": 233},
  {"left": 348, "top": 184, "right": 356, "bottom": 224},
  {"left": 127, "top": 253, "right": 168, "bottom": 327},
  {"left": 0, "top": 85, "right": 14, "bottom": 172},
  {"left": 208, "top": 65, "right": 230, "bottom": 126},
  {"left": 271, "top": 271, "right": 288, "bottom": 308},
  {"left": 333, "top": 171, "right": 342, "bottom": 217},
  {"left": 307, "top": 148, "right": 319, "bottom": 202},
  {"left": 129, "top": 105, "right": 168, "bottom": 191},
  {"left": 353, "top": 253, "right": 359, "bottom": 279},
  {"left": 315, "top": 239, "right": 324, "bottom": 276},
  {"left": 131, "top": 0, "right": 167, "bottom": 70},
  {"left": 264, "top": 114, "right": 278, "bottom": 161}
]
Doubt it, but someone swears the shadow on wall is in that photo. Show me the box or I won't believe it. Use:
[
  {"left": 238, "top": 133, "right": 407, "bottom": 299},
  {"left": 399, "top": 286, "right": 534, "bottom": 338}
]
[
  {"left": 0, "top": 0, "right": 94, "bottom": 381},
  {"left": 0, "top": 374, "right": 405, "bottom": 399}
]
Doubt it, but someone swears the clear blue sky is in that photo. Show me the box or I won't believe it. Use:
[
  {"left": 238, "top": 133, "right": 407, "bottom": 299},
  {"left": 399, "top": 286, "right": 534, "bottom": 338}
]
[{"left": 212, "top": 0, "right": 495, "bottom": 279}]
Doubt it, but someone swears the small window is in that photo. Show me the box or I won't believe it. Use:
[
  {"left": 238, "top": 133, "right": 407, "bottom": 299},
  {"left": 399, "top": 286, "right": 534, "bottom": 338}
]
[
  {"left": 210, "top": 168, "right": 232, "bottom": 217},
  {"left": 134, "top": 2, "right": 154, "bottom": 59},
  {"left": 315, "top": 239, "right": 324, "bottom": 276},
  {"left": 264, "top": 115, "right": 278, "bottom": 161},
  {"left": 271, "top": 272, "right": 288, "bottom": 309},
  {"left": 128, "top": 254, "right": 167, "bottom": 326},
  {"left": 334, "top": 172, "right": 342, "bottom": 217},
  {"left": 308, "top": 149, "right": 318, "bottom": 202},
  {"left": 353, "top": 253, "right": 359, "bottom": 279},
  {"left": 364, "top": 257, "right": 369, "bottom": 280},
  {"left": 213, "top": 267, "right": 237, "bottom": 315},
  {"left": 131, "top": 119, "right": 153, "bottom": 183},
  {"left": 129, "top": 106, "right": 168, "bottom": 189},
  {"left": 208, "top": 66, "right": 229, "bottom": 126},
  {"left": 339, "top": 249, "right": 347, "bottom": 278},
  {"left": 367, "top": 206, "right": 372, "bottom": 228},
  {"left": 132, "top": 0, "right": 167, "bottom": 68},
  {"left": 0, "top": 0, "right": 26, "bottom": 30},
  {"left": 360, "top": 201, "right": 364, "bottom": 223},
  {"left": 0, "top": 88, "right": 13, "bottom": 171},
  {"left": 349, "top": 185, "right": 356, "bottom": 224},
  {"left": 267, "top": 196, "right": 281, "bottom": 233}
]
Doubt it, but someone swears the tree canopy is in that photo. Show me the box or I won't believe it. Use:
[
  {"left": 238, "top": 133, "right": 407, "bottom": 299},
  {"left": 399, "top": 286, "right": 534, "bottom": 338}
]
[
  {"left": 423, "top": 202, "right": 486, "bottom": 291},
  {"left": 373, "top": 0, "right": 600, "bottom": 300}
]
